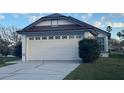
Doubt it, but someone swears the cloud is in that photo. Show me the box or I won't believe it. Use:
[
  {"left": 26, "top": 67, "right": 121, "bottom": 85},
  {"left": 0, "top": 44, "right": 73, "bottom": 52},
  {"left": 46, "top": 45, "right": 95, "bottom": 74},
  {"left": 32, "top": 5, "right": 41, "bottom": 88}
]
[
  {"left": 13, "top": 14, "right": 19, "bottom": 18},
  {"left": 26, "top": 14, "right": 44, "bottom": 22},
  {"left": 106, "top": 22, "right": 124, "bottom": 28},
  {"left": 12, "top": 13, "right": 31, "bottom": 18},
  {"left": 94, "top": 21, "right": 102, "bottom": 27},
  {"left": 93, "top": 15, "right": 124, "bottom": 28},
  {"left": 81, "top": 13, "right": 93, "bottom": 22},
  {"left": 101, "top": 16, "right": 106, "bottom": 22},
  {"left": 12, "top": 13, "right": 44, "bottom": 22},
  {"left": 109, "top": 13, "right": 124, "bottom": 18},
  {"left": 93, "top": 21, "right": 106, "bottom": 28},
  {"left": 116, "top": 36, "right": 120, "bottom": 40},
  {"left": 27, "top": 15, "right": 41, "bottom": 22},
  {"left": 65, "top": 13, "right": 79, "bottom": 18},
  {"left": 0, "top": 14, "right": 5, "bottom": 20},
  {"left": 87, "top": 13, "right": 92, "bottom": 17},
  {"left": 100, "top": 15, "right": 112, "bottom": 22}
]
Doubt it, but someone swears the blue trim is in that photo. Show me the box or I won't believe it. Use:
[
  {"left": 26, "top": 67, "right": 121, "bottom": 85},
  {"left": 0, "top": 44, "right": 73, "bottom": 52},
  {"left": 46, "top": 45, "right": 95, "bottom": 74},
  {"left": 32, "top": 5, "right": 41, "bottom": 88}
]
[{"left": 23, "top": 30, "right": 85, "bottom": 36}]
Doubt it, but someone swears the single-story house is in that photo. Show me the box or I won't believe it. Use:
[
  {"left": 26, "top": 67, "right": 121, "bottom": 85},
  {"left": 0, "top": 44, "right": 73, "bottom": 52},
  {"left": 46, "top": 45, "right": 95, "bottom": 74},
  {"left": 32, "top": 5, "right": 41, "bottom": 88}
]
[{"left": 17, "top": 13, "right": 111, "bottom": 62}]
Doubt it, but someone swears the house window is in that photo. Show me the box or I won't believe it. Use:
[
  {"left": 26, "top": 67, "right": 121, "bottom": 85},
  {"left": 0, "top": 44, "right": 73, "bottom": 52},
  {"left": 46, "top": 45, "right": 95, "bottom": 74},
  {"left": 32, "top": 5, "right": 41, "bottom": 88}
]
[
  {"left": 69, "top": 35, "right": 74, "bottom": 39},
  {"left": 35, "top": 37, "right": 40, "bottom": 40},
  {"left": 51, "top": 20, "right": 58, "bottom": 27},
  {"left": 97, "top": 37, "right": 105, "bottom": 52},
  {"left": 76, "top": 35, "right": 82, "bottom": 39},
  {"left": 29, "top": 37, "right": 34, "bottom": 40},
  {"left": 62, "top": 35, "right": 67, "bottom": 39},
  {"left": 55, "top": 36, "right": 60, "bottom": 39},
  {"left": 42, "top": 36, "right": 47, "bottom": 40},
  {"left": 49, "top": 36, "right": 54, "bottom": 40}
]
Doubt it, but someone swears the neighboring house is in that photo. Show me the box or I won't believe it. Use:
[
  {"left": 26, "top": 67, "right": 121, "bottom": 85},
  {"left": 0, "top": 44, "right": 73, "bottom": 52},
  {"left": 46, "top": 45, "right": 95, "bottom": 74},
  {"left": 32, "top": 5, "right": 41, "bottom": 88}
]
[
  {"left": 110, "top": 45, "right": 124, "bottom": 51},
  {"left": 17, "top": 13, "right": 111, "bottom": 62}
]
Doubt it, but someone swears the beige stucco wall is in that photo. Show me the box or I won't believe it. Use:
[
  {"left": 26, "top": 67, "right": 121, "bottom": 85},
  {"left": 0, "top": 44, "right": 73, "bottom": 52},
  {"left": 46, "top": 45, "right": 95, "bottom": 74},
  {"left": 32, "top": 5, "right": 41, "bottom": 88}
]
[
  {"left": 21, "top": 35, "right": 27, "bottom": 62},
  {"left": 21, "top": 33, "right": 109, "bottom": 62},
  {"left": 84, "top": 32, "right": 95, "bottom": 39},
  {"left": 97, "top": 33, "right": 109, "bottom": 57}
]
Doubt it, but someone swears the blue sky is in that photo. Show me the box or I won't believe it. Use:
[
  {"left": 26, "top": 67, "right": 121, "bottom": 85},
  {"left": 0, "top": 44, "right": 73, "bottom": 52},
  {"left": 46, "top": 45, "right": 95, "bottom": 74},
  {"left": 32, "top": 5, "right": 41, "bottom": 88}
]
[{"left": 0, "top": 13, "right": 124, "bottom": 39}]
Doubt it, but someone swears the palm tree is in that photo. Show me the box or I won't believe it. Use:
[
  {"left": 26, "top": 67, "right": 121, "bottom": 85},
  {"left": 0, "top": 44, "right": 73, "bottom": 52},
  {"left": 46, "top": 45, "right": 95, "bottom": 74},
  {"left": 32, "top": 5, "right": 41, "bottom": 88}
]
[
  {"left": 117, "top": 32, "right": 122, "bottom": 38},
  {"left": 117, "top": 30, "right": 124, "bottom": 39},
  {"left": 106, "top": 26, "right": 112, "bottom": 32},
  {"left": 121, "top": 30, "right": 124, "bottom": 37}
]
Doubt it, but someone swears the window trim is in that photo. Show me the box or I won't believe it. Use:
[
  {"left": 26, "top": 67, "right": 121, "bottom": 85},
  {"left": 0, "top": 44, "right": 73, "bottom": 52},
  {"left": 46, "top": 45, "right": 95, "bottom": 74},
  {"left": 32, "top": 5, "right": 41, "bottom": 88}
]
[
  {"left": 51, "top": 19, "right": 58, "bottom": 27},
  {"left": 76, "top": 35, "right": 82, "bottom": 39},
  {"left": 69, "top": 35, "right": 74, "bottom": 39},
  {"left": 35, "top": 36, "right": 40, "bottom": 40},
  {"left": 49, "top": 36, "right": 54, "bottom": 40},
  {"left": 29, "top": 37, "right": 34, "bottom": 40},
  {"left": 42, "top": 36, "right": 47, "bottom": 40},
  {"left": 62, "top": 35, "right": 67, "bottom": 39},
  {"left": 97, "top": 37, "right": 105, "bottom": 52},
  {"left": 55, "top": 36, "right": 60, "bottom": 39}
]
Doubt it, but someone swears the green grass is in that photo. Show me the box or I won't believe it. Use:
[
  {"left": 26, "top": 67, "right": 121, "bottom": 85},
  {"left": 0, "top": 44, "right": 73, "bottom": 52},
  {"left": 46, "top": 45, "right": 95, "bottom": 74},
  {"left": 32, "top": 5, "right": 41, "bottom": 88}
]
[
  {"left": 0, "top": 57, "right": 19, "bottom": 62},
  {"left": 64, "top": 53, "right": 124, "bottom": 80},
  {"left": 0, "top": 57, "right": 19, "bottom": 67},
  {"left": 0, "top": 63, "right": 15, "bottom": 67}
]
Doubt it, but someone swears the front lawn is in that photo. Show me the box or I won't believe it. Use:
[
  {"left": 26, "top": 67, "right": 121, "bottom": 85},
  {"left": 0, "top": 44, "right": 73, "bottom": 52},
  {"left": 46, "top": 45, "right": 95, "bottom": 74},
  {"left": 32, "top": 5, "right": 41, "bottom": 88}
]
[
  {"left": 0, "top": 63, "right": 15, "bottom": 67},
  {"left": 64, "top": 53, "right": 124, "bottom": 80},
  {"left": 0, "top": 57, "right": 19, "bottom": 67},
  {"left": 0, "top": 57, "right": 19, "bottom": 63}
]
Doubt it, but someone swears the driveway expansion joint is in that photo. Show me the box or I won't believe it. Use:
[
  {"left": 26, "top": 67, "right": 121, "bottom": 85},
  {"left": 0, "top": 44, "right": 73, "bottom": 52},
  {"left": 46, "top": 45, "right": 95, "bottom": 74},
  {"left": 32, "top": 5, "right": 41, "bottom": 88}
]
[{"left": 0, "top": 61, "right": 80, "bottom": 80}]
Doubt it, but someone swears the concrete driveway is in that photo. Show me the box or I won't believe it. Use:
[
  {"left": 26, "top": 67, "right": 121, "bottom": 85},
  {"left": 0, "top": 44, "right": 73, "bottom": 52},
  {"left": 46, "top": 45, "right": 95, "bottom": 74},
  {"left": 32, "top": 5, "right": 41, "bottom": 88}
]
[{"left": 0, "top": 61, "right": 80, "bottom": 80}]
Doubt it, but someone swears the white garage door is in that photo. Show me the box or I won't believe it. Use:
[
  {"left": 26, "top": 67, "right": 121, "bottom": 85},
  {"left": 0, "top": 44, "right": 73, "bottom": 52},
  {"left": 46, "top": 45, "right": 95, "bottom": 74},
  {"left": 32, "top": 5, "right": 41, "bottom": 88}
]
[{"left": 27, "top": 38, "right": 81, "bottom": 60}]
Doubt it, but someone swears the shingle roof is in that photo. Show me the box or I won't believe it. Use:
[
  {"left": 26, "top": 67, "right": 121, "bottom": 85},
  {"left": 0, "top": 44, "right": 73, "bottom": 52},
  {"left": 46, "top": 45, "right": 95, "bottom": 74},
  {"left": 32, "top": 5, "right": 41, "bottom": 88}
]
[{"left": 17, "top": 13, "right": 111, "bottom": 38}]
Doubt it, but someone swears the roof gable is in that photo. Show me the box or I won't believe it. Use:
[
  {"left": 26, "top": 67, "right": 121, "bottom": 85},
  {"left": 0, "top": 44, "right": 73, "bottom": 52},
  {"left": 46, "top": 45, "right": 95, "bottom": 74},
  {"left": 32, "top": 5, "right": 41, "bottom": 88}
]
[
  {"left": 18, "top": 13, "right": 110, "bottom": 38},
  {"left": 35, "top": 19, "right": 74, "bottom": 26}
]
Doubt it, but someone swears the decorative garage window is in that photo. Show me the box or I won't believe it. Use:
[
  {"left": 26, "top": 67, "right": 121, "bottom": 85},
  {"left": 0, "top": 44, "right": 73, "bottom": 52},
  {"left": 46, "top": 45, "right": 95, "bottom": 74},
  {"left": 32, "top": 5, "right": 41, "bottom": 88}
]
[
  {"left": 35, "top": 37, "right": 40, "bottom": 40},
  {"left": 29, "top": 37, "right": 34, "bottom": 40},
  {"left": 62, "top": 35, "right": 67, "bottom": 39},
  {"left": 55, "top": 36, "right": 60, "bottom": 39},
  {"left": 42, "top": 36, "right": 47, "bottom": 40},
  {"left": 69, "top": 35, "right": 74, "bottom": 39},
  {"left": 49, "top": 36, "right": 54, "bottom": 40},
  {"left": 51, "top": 20, "right": 58, "bottom": 27},
  {"left": 76, "top": 35, "right": 82, "bottom": 39},
  {"left": 97, "top": 37, "right": 105, "bottom": 52}
]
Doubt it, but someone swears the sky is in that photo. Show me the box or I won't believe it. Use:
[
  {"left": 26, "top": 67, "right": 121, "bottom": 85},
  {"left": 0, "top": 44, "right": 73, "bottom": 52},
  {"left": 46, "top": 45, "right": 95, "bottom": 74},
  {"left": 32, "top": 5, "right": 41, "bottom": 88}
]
[{"left": 0, "top": 13, "right": 124, "bottom": 39}]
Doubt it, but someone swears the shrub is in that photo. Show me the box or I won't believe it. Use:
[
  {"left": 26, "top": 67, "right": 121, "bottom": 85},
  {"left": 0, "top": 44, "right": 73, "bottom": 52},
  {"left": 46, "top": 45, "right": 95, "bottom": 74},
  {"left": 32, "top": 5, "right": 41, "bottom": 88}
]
[
  {"left": 79, "top": 39, "right": 100, "bottom": 63},
  {"left": 14, "top": 42, "right": 22, "bottom": 58},
  {"left": 0, "top": 57, "right": 5, "bottom": 64}
]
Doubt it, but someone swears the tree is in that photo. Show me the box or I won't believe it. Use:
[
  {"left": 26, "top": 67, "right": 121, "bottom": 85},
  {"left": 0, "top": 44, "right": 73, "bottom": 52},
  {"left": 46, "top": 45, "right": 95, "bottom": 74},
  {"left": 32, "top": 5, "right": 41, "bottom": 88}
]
[
  {"left": 0, "top": 40, "right": 10, "bottom": 57},
  {"left": 0, "top": 36, "right": 10, "bottom": 63},
  {"left": 14, "top": 42, "right": 22, "bottom": 58},
  {"left": 0, "top": 25, "right": 21, "bottom": 56},
  {"left": 117, "top": 30, "right": 124, "bottom": 55},
  {"left": 0, "top": 36, "right": 3, "bottom": 55},
  {"left": 79, "top": 39, "right": 100, "bottom": 63},
  {"left": 0, "top": 26, "right": 21, "bottom": 46},
  {"left": 106, "top": 26, "right": 112, "bottom": 32},
  {"left": 117, "top": 32, "right": 122, "bottom": 38},
  {"left": 0, "top": 35, "right": 10, "bottom": 56},
  {"left": 109, "top": 38, "right": 120, "bottom": 47},
  {"left": 117, "top": 30, "right": 124, "bottom": 39},
  {"left": 120, "top": 40, "right": 124, "bottom": 46}
]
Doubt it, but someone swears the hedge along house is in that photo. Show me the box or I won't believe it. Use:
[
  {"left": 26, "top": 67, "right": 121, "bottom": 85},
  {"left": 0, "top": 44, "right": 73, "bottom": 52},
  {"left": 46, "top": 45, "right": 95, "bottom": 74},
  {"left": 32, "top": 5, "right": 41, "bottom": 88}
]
[{"left": 17, "top": 13, "right": 111, "bottom": 62}]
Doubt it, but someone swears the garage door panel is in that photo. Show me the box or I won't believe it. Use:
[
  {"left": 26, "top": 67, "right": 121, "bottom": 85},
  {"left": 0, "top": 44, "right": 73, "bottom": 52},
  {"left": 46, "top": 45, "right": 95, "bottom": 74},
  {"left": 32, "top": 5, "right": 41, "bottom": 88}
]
[{"left": 27, "top": 40, "right": 80, "bottom": 60}]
